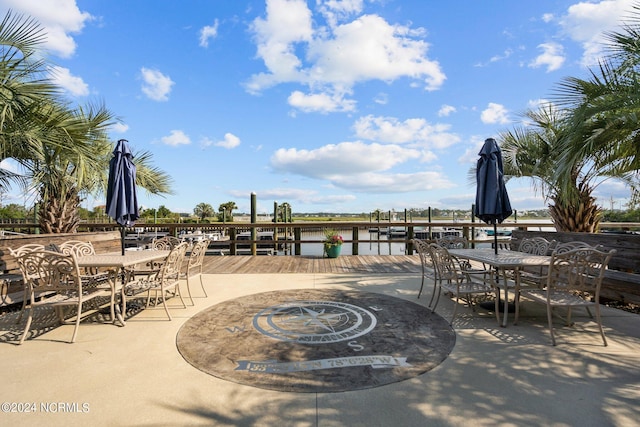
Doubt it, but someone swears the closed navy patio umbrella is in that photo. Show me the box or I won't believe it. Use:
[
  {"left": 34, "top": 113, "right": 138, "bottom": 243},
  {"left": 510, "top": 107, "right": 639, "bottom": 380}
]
[
  {"left": 106, "top": 139, "right": 139, "bottom": 255},
  {"left": 475, "top": 138, "right": 512, "bottom": 254}
]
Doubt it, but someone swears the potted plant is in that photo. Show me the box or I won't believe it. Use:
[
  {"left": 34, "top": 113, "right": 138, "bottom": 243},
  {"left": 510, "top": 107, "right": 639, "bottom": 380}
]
[{"left": 323, "top": 229, "right": 344, "bottom": 258}]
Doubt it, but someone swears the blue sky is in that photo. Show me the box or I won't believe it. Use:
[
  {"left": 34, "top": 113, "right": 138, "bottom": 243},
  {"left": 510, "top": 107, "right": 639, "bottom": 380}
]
[{"left": 1, "top": 0, "right": 636, "bottom": 215}]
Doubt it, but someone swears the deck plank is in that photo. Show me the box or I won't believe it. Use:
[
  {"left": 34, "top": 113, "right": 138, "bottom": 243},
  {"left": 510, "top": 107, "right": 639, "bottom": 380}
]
[{"left": 201, "top": 255, "right": 421, "bottom": 274}]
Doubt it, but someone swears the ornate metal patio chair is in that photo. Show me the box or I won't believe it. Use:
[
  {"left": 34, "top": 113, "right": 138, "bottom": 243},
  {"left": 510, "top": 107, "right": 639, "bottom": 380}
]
[
  {"left": 436, "top": 235, "right": 491, "bottom": 281},
  {"left": 518, "top": 246, "right": 615, "bottom": 346},
  {"left": 59, "top": 240, "right": 112, "bottom": 287},
  {"left": 181, "top": 239, "right": 210, "bottom": 304},
  {"left": 413, "top": 239, "right": 439, "bottom": 307},
  {"left": 9, "top": 244, "right": 46, "bottom": 324},
  {"left": 125, "top": 235, "right": 182, "bottom": 281},
  {"left": 150, "top": 235, "right": 182, "bottom": 250},
  {"left": 514, "top": 237, "right": 557, "bottom": 288},
  {"left": 428, "top": 243, "right": 494, "bottom": 324},
  {"left": 123, "top": 242, "right": 189, "bottom": 320},
  {"left": 15, "top": 250, "right": 107, "bottom": 344}
]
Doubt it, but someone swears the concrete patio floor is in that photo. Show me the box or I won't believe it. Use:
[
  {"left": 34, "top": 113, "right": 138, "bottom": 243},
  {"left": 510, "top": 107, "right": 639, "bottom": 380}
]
[{"left": 1, "top": 271, "right": 639, "bottom": 427}]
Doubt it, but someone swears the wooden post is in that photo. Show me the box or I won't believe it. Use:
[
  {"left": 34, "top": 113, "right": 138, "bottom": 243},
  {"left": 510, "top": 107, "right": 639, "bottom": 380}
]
[
  {"left": 273, "top": 201, "right": 278, "bottom": 252},
  {"left": 294, "top": 227, "right": 301, "bottom": 255},
  {"left": 251, "top": 192, "right": 257, "bottom": 256},
  {"left": 352, "top": 226, "right": 359, "bottom": 255}
]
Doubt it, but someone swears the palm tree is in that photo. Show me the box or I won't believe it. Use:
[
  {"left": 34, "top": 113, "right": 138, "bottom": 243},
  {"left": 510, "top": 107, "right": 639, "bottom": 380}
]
[
  {"left": 499, "top": 105, "right": 603, "bottom": 232},
  {"left": 0, "top": 11, "right": 173, "bottom": 233},
  {"left": 194, "top": 203, "right": 214, "bottom": 221},
  {"left": 218, "top": 201, "right": 237, "bottom": 222},
  {"left": 551, "top": 4, "right": 640, "bottom": 215},
  {"left": 499, "top": 2, "right": 640, "bottom": 232},
  {"left": 0, "top": 11, "right": 62, "bottom": 190}
]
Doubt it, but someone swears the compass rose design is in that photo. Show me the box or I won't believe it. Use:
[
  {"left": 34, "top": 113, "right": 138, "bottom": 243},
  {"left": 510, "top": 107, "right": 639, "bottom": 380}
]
[{"left": 253, "top": 300, "right": 377, "bottom": 344}]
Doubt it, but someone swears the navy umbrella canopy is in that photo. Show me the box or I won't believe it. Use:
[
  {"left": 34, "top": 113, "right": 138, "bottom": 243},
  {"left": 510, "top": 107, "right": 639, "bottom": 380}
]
[
  {"left": 475, "top": 138, "right": 512, "bottom": 254},
  {"left": 106, "top": 139, "right": 139, "bottom": 255}
]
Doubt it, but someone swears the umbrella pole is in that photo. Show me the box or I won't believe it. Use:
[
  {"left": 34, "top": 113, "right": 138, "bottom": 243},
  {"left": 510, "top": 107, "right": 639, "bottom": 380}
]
[
  {"left": 493, "top": 222, "right": 498, "bottom": 254},
  {"left": 120, "top": 226, "right": 126, "bottom": 256}
]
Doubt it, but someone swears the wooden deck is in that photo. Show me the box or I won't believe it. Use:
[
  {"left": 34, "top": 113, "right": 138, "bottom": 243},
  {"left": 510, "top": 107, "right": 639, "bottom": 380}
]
[{"left": 201, "top": 254, "right": 422, "bottom": 274}]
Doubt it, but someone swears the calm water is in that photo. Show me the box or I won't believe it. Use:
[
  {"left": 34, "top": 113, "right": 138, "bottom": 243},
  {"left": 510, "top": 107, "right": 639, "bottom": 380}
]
[
  {"left": 277, "top": 230, "right": 412, "bottom": 256},
  {"left": 275, "top": 229, "right": 503, "bottom": 256}
]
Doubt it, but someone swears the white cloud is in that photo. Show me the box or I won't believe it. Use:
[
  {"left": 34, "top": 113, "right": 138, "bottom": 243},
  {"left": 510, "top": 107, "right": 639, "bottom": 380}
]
[
  {"left": 529, "top": 42, "right": 565, "bottom": 72},
  {"left": 0, "top": 0, "right": 92, "bottom": 58},
  {"left": 111, "top": 122, "right": 129, "bottom": 133},
  {"left": 353, "top": 115, "right": 460, "bottom": 149},
  {"left": 50, "top": 66, "right": 89, "bottom": 96},
  {"left": 269, "top": 140, "right": 455, "bottom": 194},
  {"left": 161, "top": 130, "right": 191, "bottom": 146},
  {"left": 140, "top": 68, "right": 174, "bottom": 101},
  {"left": 247, "top": 0, "right": 313, "bottom": 91},
  {"left": 288, "top": 90, "right": 356, "bottom": 113},
  {"left": 560, "top": 0, "right": 634, "bottom": 66},
  {"left": 373, "top": 93, "right": 388, "bottom": 105},
  {"left": 270, "top": 141, "right": 420, "bottom": 179},
  {"left": 199, "top": 20, "right": 219, "bottom": 47},
  {"left": 318, "top": 0, "right": 364, "bottom": 27},
  {"left": 480, "top": 103, "right": 510, "bottom": 124},
  {"left": 247, "top": 0, "right": 445, "bottom": 112},
  {"left": 438, "top": 105, "right": 456, "bottom": 117},
  {"left": 330, "top": 170, "right": 455, "bottom": 193},
  {"left": 215, "top": 133, "right": 241, "bottom": 149}
]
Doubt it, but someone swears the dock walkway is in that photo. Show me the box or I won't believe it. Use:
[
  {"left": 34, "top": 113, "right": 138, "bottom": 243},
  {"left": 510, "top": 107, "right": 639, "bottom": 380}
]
[{"left": 201, "top": 254, "right": 422, "bottom": 274}]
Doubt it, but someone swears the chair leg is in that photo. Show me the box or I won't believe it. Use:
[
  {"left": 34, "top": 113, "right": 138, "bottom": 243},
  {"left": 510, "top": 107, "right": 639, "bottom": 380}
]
[
  {"left": 430, "top": 280, "right": 442, "bottom": 311},
  {"left": 198, "top": 272, "right": 208, "bottom": 297},
  {"left": 160, "top": 287, "right": 172, "bottom": 320},
  {"left": 185, "top": 276, "right": 194, "bottom": 305},
  {"left": 70, "top": 303, "right": 81, "bottom": 343},
  {"left": 176, "top": 285, "right": 187, "bottom": 309},
  {"left": 18, "top": 307, "right": 33, "bottom": 345},
  {"left": 16, "top": 288, "right": 29, "bottom": 324},
  {"left": 585, "top": 306, "right": 593, "bottom": 319},
  {"left": 449, "top": 295, "right": 460, "bottom": 324},
  {"left": 594, "top": 304, "right": 608, "bottom": 346},
  {"left": 418, "top": 272, "right": 426, "bottom": 299},
  {"left": 514, "top": 293, "right": 520, "bottom": 324},
  {"left": 546, "top": 304, "right": 557, "bottom": 346}
]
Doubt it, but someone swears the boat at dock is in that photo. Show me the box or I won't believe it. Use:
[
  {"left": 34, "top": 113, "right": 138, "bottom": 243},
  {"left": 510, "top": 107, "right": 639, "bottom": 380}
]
[{"left": 414, "top": 227, "right": 461, "bottom": 240}]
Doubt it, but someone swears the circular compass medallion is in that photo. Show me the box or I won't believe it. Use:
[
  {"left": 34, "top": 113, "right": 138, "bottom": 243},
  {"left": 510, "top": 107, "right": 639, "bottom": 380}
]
[
  {"left": 177, "top": 289, "right": 455, "bottom": 393},
  {"left": 253, "top": 300, "right": 377, "bottom": 344}
]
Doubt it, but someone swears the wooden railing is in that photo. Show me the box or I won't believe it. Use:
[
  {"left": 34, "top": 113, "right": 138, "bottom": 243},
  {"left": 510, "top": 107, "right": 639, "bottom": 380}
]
[{"left": 2, "top": 220, "right": 638, "bottom": 256}]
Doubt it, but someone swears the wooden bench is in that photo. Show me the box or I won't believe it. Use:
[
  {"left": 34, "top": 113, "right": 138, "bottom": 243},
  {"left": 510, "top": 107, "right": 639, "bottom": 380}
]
[
  {"left": 511, "top": 229, "right": 640, "bottom": 305},
  {"left": 0, "top": 231, "right": 121, "bottom": 308}
]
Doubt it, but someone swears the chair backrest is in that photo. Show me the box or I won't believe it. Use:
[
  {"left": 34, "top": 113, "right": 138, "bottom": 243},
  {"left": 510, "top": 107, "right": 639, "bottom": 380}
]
[
  {"left": 16, "top": 250, "right": 82, "bottom": 294},
  {"left": 59, "top": 240, "right": 96, "bottom": 257},
  {"left": 187, "top": 239, "right": 209, "bottom": 270},
  {"left": 151, "top": 236, "right": 182, "bottom": 250},
  {"left": 546, "top": 247, "right": 616, "bottom": 295},
  {"left": 413, "top": 239, "right": 434, "bottom": 270},
  {"left": 9, "top": 244, "right": 46, "bottom": 258},
  {"left": 518, "top": 237, "right": 556, "bottom": 255},
  {"left": 553, "top": 241, "right": 603, "bottom": 254},
  {"left": 428, "top": 243, "right": 461, "bottom": 281},
  {"left": 436, "top": 236, "right": 469, "bottom": 249},
  {"left": 159, "top": 242, "right": 189, "bottom": 281}
]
